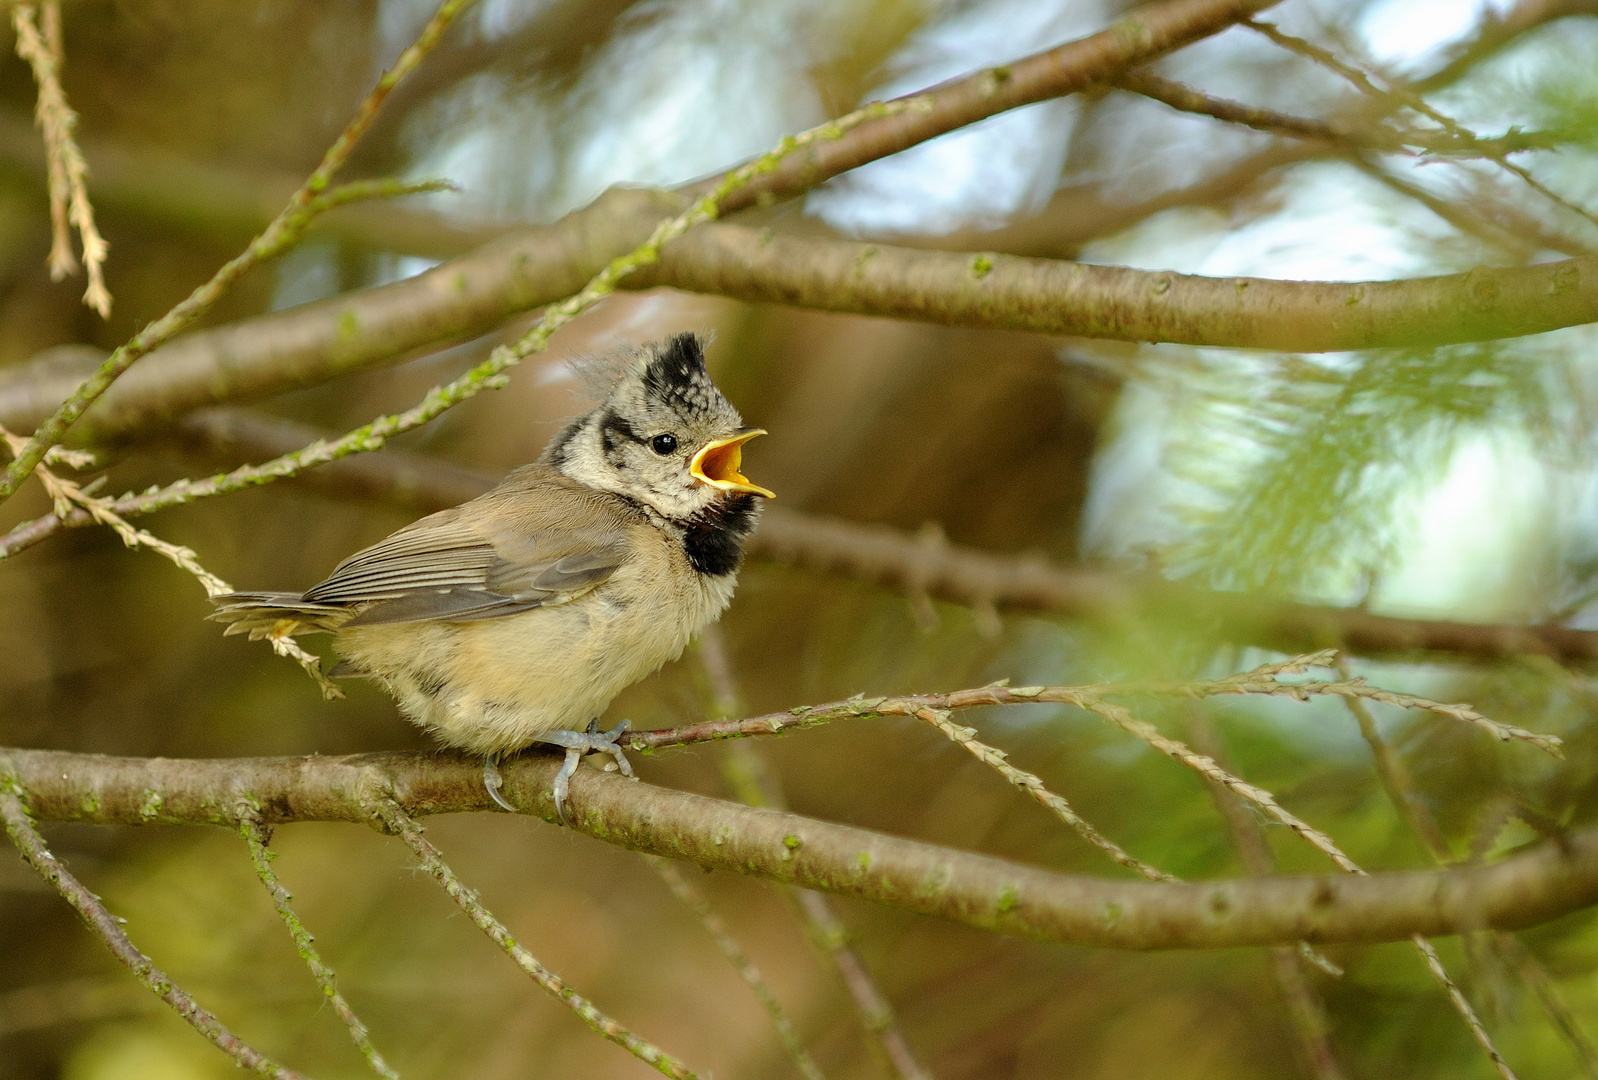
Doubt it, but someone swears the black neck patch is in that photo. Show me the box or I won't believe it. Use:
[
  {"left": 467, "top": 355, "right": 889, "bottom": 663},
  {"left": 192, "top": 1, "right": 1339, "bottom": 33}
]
[{"left": 682, "top": 494, "right": 759, "bottom": 577}]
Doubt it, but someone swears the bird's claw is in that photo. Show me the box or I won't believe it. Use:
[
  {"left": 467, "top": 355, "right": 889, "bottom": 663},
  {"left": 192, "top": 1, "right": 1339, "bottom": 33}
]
[
  {"left": 533, "top": 720, "right": 635, "bottom": 824},
  {"left": 483, "top": 755, "right": 517, "bottom": 812}
]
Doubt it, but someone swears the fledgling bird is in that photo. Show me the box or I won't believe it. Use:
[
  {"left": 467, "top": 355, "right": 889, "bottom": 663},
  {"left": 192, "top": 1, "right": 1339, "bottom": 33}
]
[{"left": 209, "top": 332, "right": 772, "bottom": 817}]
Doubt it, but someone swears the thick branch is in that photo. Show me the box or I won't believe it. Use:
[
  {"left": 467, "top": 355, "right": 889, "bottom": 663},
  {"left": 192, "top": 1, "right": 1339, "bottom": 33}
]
[
  {"left": 6, "top": 746, "right": 1598, "bottom": 951},
  {"left": 10, "top": 215, "right": 1598, "bottom": 452},
  {"left": 643, "top": 224, "right": 1598, "bottom": 352},
  {"left": 0, "top": 0, "right": 1281, "bottom": 441}
]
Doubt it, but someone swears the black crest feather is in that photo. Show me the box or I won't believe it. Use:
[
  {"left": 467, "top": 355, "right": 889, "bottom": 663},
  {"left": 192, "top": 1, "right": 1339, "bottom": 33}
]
[{"left": 643, "top": 332, "right": 720, "bottom": 414}]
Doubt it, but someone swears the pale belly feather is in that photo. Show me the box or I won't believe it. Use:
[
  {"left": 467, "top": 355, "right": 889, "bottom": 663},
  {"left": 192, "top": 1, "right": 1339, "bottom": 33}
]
[{"left": 333, "top": 558, "right": 736, "bottom": 756}]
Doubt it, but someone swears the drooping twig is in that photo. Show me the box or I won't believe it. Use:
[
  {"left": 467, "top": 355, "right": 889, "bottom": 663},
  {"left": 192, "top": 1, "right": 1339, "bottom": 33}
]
[
  {"left": 1185, "top": 705, "right": 1346, "bottom": 1080},
  {"left": 647, "top": 855, "right": 826, "bottom": 1080},
  {"left": 1409, "top": 935, "right": 1519, "bottom": 1080},
  {"left": 1336, "top": 661, "right": 1595, "bottom": 1078},
  {"left": 1152, "top": 660, "right": 1516, "bottom": 1078},
  {"left": 0, "top": 0, "right": 476, "bottom": 505},
  {"left": 371, "top": 799, "right": 705, "bottom": 1080},
  {"left": 700, "top": 628, "right": 935, "bottom": 1080},
  {"left": 0, "top": 771, "right": 309, "bottom": 1079},
  {"left": 12, "top": 1, "right": 109, "bottom": 316},
  {"left": 0, "top": 423, "right": 337, "bottom": 696},
  {"left": 908, "top": 703, "right": 1175, "bottom": 882},
  {"left": 239, "top": 807, "right": 400, "bottom": 1080}
]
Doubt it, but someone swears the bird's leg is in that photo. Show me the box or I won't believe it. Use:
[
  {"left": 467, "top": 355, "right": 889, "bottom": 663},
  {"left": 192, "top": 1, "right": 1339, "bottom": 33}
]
[
  {"left": 530, "top": 720, "right": 635, "bottom": 824},
  {"left": 483, "top": 754, "right": 518, "bottom": 813}
]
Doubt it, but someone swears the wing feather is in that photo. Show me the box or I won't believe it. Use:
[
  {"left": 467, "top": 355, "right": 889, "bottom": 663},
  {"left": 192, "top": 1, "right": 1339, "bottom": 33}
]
[{"left": 299, "top": 475, "right": 634, "bottom": 623}]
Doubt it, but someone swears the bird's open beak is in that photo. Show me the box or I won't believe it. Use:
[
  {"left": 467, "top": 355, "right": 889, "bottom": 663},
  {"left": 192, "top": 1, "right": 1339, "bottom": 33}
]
[{"left": 691, "top": 428, "right": 775, "bottom": 499}]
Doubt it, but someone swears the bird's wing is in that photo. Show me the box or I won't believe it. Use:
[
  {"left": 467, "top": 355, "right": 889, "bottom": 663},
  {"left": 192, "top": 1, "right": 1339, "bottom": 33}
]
[{"left": 302, "top": 494, "right": 633, "bottom": 626}]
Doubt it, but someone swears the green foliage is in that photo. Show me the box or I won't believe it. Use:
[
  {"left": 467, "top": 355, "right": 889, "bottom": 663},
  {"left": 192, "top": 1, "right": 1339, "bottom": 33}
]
[{"left": 1161, "top": 341, "right": 1575, "bottom": 594}]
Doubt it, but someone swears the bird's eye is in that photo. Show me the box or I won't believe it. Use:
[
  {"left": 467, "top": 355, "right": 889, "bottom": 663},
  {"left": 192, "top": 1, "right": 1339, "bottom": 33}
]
[{"left": 651, "top": 434, "right": 678, "bottom": 455}]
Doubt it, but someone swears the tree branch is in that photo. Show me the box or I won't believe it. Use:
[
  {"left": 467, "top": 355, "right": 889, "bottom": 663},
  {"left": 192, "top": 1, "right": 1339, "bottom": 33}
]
[
  {"left": 0, "top": 781, "right": 307, "bottom": 1079},
  {"left": 640, "top": 223, "right": 1598, "bottom": 352},
  {"left": 15, "top": 412, "right": 1598, "bottom": 673},
  {"left": 7, "top": 746, "right": 1598, "bottom": 951},
  {"left": 0, "top": 0, "right": 476, "bottom": 502},
  {"left": 0, "top": 0, "right": 1285, "bottom": 443},
  {"left": 7, "top": 210, "right": 1598, "bottom": 456}
]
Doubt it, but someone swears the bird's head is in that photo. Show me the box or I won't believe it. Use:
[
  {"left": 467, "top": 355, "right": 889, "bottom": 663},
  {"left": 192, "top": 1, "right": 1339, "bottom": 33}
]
[{"left": 545, "top": 332, "right": 774, "bottom": 522}]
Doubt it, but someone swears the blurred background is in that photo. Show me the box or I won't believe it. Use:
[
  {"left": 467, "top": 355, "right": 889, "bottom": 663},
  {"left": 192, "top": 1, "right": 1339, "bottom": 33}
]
[{"left": 4, "top": 0, "right": 1598, "bottom": 1077}]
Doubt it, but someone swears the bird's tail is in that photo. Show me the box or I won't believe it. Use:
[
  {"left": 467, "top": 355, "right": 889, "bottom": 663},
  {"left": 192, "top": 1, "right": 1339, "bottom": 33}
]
[{"left": 207, "top": 592, "right": 352, "bottom": 640}]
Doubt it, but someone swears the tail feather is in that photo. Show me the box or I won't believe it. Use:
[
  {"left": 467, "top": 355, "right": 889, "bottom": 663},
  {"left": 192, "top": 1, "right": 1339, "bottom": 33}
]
[{"left": 209, "top": 591, "right": 351, "bottom": 639}]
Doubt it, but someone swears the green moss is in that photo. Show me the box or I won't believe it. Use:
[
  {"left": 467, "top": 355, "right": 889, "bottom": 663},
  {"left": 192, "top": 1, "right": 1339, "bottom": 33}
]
[
  {"left": 970, "top": 255, "right": 994, "bottom": 280},
  {"left": 996, "top": 883, "right": 1020, "bottom": 914},
  {"left": 138, "top": 789, "right": 163, "bottom": 821}
]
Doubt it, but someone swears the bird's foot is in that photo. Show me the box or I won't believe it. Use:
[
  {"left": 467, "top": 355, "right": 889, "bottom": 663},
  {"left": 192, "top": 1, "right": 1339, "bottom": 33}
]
[
  {"left": 532, "top": 720, "right": 635, "bottom": 824},
  {"left": 483, "top": 754, "right": 518, "bottom": 813}
]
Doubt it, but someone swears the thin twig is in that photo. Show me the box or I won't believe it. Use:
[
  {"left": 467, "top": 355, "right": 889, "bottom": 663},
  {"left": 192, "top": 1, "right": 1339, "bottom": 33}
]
[
  {"left": 13, "top": 1, "right": 109, "bottom": 315},
  {"left": 632, "top": 654, "right": 1558, "bottom": 762},
  {"left": 239, "top": 807, "right": 400, "bottom": 1080},
  {"left": 1245, "top": 18, "right": 1598, "bottom": 236},
  {"left": 1185, "top": 705, "right": 1346, "bottom": 1080},
  {"left": 1168, "top": 650, "right": 1561, "bottom": 755},
  {"left": 1115, "top": 70, "right": 1552, "bottom": 158},
  {"left": 700, "top": 627, "right": 935, "bottom": 1080},
  {"left": 33, "top": 97, "right": 914, "bottom": 530},
  {"left": 909, "top": 704, "right": 1175, "bottom": 882},
  {"left": 647, "top": 855, "right": 826, "bottom": 1080},
  {"left": 1409, "top": 933, "right": 1518, "bottom": 1080},
  {"left": 0, "top": 770, "right": 309, "bottom": 1079},
  {"left": 0, "top": 0, "right": 476, "bottom": 505},
  {"left": 0, "top": 424, "right": 338, "bottom": 697},
  {"left": 1336, "top": 660, "right": 1592, "bottom": 1077},
  {"left": 371, "top": 799, "right": 705, "bottom": 1080}
]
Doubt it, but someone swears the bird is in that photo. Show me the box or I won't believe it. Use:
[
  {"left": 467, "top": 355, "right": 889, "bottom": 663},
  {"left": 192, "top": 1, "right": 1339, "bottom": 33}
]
[{"left": 208, "top": 332, "right": 772, "bottom": 819}]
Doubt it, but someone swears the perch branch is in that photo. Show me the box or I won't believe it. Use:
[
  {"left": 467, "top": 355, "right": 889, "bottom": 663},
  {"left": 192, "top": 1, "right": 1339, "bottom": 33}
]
[{"left": 8, "top": 746, "right": 1598, "bottom": 951}]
